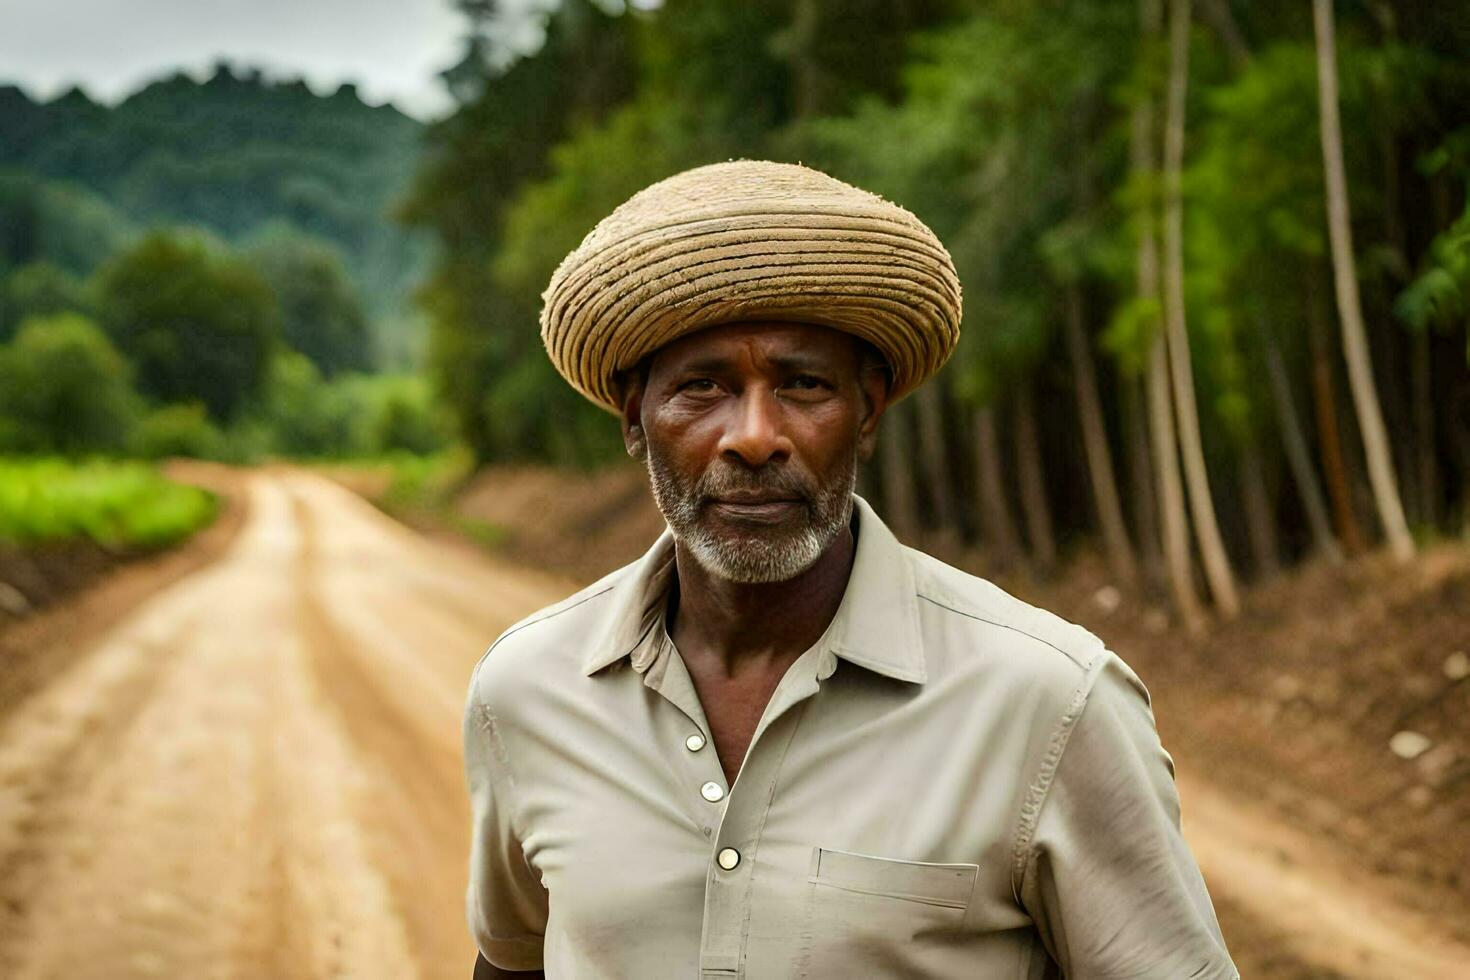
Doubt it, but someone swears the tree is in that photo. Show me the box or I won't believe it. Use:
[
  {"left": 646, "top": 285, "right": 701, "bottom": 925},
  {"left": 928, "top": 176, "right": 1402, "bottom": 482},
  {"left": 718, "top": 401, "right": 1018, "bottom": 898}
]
[
  {"left": 1, "top": 261, "right": 92, "bottom": 341},
  {"left": 0, "top": 313, "right": 141, "bottom": 454},
  {"left": 1125, "top": 0, "right": 1205, "bottom": 629},
  {"left": 1162, "top": 0, "right": 1240, "bottom": 616},
  {"left": 1312, "top": 0, "right": 1415, "bottom": 562},
  {"left": 94, "top": 231, "right": 279, "bottom": 421},
  {"left": 246, "top": 227, "right": 373, "bottom": 376}
]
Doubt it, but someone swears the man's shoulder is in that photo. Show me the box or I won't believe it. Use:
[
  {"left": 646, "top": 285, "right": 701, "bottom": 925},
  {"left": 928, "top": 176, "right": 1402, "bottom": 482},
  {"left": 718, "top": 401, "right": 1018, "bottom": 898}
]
[
  {"left": 467, "top": 562, "right": 631, "bottom": 704},
  {"left": 902, "top": 544, "right": 1112, "bottom": 692}
]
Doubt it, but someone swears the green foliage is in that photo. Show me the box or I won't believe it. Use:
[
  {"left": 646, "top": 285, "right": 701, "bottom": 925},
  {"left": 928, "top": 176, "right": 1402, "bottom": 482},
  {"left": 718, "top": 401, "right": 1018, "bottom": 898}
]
[
  {"left": 93, "top": 231, "right": 280, "bottom": 420},
  {"left": 129, "top": 401, "right": 227, "bottom": 460},
  {"left": 1396, "top": 198, "right": 1470, "bottom": 363},
  {"left": 239, "top": 350, "right": 453, "bottom": 459},
  {"left": 0, "top": 313, "right": 142, "bottom": 455},
  {"left": 0, "top": 173, "right": 137, "bottom": 276},
  {"left": 0, "top": 71, "right": 429, "bottom": 370},
  {"left": 245, "top": 225, "right": 372, "bottom": 376},
  {"left": 1, "top": 260, "right": 92, "bottom": 340},
  {"left": 804, "top": 6, "right": 1132, "bottom": 402},
  {"left": 0, "top": 456, "right": 217, "bottom": 550}
]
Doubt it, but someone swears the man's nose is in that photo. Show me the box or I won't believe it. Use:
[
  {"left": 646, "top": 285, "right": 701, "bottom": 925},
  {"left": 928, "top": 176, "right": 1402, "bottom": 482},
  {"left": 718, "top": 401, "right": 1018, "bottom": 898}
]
[{"left": 717, "top": 387, "right": 794, "bottom": 467}]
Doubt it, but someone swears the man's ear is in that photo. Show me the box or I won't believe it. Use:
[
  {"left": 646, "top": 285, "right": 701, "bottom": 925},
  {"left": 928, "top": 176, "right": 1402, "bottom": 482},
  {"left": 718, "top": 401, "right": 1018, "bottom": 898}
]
[
  {"left": 619, "top": 368, "right": 648, "bottom": 461},
  {"left": 855, "top": 366, "right": 890, "bottom": 464}
]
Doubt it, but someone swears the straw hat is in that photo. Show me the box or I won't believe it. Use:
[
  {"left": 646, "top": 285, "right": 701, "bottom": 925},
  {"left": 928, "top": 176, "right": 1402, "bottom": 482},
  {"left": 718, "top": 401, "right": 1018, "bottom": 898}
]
[{"left": 540, "top": 159, "right": 962, "bottom": 413}]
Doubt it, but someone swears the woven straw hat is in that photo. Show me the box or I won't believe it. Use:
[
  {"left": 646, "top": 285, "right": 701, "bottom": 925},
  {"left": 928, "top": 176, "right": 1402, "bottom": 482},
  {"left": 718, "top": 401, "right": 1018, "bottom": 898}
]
[{"left": 540, "top": 160, "right": 962, "bottom": 412}]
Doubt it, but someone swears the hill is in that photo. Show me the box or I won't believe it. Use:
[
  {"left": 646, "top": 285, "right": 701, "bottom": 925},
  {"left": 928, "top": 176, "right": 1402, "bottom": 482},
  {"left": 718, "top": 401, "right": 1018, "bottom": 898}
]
[{"left": 0, "top": 65, "right": 429, "bottom": 367}]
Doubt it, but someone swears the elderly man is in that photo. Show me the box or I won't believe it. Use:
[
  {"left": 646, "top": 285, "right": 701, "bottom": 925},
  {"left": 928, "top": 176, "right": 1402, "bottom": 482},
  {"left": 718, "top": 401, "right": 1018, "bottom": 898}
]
[{"left": 463, "top": 161, "right": 1237, "bottom": 978}]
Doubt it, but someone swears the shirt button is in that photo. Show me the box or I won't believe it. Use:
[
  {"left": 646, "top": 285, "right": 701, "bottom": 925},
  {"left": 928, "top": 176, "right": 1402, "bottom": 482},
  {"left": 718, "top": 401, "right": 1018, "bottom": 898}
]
[
  {"left": 700, "top": 780, "right": 725, "bottom": 802},
  {"left": 716, "top": 847, "right": 741, "bottom": 870},
  {"left": 685, "top": 733, "right": 706, "bottom": 752}
]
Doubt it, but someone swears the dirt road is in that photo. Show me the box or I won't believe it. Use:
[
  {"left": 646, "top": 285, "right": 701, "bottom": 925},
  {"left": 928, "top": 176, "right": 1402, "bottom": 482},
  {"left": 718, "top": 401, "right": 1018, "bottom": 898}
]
[{"left": 0, "top": 467, "right": 1464, "bottom": 979}]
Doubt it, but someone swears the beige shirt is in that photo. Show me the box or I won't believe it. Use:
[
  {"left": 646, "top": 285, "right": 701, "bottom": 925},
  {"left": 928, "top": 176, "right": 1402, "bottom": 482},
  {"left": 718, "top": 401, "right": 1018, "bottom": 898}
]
[{"left": 463, "top": 495, "right": 1237, "bottom": 978}]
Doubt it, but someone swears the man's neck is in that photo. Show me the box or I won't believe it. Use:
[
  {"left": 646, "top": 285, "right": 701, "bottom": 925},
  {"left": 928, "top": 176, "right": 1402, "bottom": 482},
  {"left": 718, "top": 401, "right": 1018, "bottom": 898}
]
[{"left": 668, "top": 524, "right": 857, "bottom": 679}]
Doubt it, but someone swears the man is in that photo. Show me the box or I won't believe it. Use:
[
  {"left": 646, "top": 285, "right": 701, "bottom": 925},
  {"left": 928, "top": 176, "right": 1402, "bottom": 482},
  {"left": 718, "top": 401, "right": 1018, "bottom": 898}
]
[{"left": 463, "top": 160, "right": 1237, "bottom": 978}]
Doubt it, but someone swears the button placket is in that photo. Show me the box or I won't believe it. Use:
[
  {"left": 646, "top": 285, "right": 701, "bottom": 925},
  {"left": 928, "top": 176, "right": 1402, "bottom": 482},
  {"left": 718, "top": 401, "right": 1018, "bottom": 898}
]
[
  {"left": 639, "top": 631, "right": 732, "bottom": 834},
  {"left": 699, "top": 650, "right": 823, "bottom": 979}
]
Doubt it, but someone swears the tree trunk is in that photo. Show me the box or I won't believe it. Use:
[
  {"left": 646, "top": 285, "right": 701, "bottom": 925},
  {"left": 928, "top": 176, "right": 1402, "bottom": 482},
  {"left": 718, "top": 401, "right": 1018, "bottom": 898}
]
[
  {"left": 1238, "top": 439, "right": 1281, "bottom": 579},
  {"left": 1307, "top": 270, "right": 1365, "bottom": 554},
  {"left": 1064, "top": 285, "right": 1138, "bottom": 586},
  {"left": 877, "top": 400, "right": 922, "bottom": 542},
  {"left": 1124, "top": 372, "right": 1165, "bottom": 588},
  {"left": 1163, "top": 0, "right": 1240, "bottom": 616},
  {"left": 913, "top": 381, "right": 958, "bottom": 534},
  {"left": 1411, "top": 327, "right": 1437, "bottom": 529},
  {"left": 1255, "top": 314, "right": 1343, "bottom": 565},
  {"left": 1014, "top": 385, "right": 1057, "bottom": 575},
  {"left": 1149, "top": 336, "right": 1205, "bottom": 632},
  {"left": 1135, "top": 0, "right": 1202, "bottom": 630},
  {"left": 974, "top": 405, "right": 1026, "bottom": 573},
  {"left": 1312, "top": 0, "right": 1415, "bottom": 562}
]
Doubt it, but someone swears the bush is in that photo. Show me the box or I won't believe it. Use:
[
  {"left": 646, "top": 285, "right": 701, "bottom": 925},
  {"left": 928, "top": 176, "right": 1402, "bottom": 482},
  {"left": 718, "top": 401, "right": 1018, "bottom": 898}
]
[
  {"left": 1, "top": 261, "right": 93, "bottom": 341},
  {"left": 0, "top": 457, "right": 218, "bottom": 551},
  {"left": 130, "top": 401, "right": 226, "bottom": 460},
  {"left": 0, "top": 313, "right": 142, "bottom": 455}
]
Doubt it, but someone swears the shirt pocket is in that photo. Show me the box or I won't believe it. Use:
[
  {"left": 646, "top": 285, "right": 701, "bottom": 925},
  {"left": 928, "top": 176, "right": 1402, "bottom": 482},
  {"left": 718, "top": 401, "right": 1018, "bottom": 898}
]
[
  {"left": 807, "top": 847, "right": 978, "bottom": 909},
  {"left": 787, "top": 847, "right": 980, "bottom": 979}
]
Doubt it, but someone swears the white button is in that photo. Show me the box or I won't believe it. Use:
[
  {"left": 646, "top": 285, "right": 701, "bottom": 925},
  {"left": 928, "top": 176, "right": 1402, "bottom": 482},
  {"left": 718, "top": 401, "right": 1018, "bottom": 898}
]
[
  {"left": 700, "top": 781, "right": 725, "bottom": 802},
  {"left": 716, "top": 847, "right": 741, "bottom": 870},
  {"left": 685, "top": 733, "right": 706, "bottom": 752}
]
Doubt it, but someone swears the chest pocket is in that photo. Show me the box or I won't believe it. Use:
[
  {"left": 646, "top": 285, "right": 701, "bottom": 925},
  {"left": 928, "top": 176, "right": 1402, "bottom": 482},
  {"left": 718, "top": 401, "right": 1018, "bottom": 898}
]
[
  {"left": 809, "top": 847, "right": 976, "bottom": 907},
  {"left": 790, "top": 847, "right": 979, "bottom": 979}
]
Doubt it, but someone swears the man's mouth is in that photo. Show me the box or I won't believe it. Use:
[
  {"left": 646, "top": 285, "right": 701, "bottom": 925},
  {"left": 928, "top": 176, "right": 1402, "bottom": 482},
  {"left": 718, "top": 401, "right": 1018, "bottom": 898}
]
[{"left": 706, "top": 494, "right": 805, "bottom": 523}]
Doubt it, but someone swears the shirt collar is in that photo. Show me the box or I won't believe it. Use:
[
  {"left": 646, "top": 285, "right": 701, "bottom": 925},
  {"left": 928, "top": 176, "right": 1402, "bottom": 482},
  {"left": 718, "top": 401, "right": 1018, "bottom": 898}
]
[{"left": 580, "top": 494, "right": 926, "bottom": 684}]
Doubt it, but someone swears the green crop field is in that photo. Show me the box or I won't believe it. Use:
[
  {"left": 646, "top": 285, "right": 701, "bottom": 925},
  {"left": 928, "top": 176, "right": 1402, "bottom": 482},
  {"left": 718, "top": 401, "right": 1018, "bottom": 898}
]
[{"left": 0, "top": 457, "right": 219, "bottom": 551}]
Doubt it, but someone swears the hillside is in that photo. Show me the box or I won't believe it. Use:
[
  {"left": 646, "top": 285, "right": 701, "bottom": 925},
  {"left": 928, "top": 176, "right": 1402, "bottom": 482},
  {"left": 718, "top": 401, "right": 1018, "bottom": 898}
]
[{"left": 0, "top": 67, "right": 429, "bottom": 367}]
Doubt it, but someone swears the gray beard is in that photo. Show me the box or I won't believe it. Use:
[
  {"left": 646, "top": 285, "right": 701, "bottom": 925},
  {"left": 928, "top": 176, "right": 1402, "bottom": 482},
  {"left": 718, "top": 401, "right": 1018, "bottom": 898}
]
[{"left": 644, "top": 448, "right": 857, "bottom": 584}]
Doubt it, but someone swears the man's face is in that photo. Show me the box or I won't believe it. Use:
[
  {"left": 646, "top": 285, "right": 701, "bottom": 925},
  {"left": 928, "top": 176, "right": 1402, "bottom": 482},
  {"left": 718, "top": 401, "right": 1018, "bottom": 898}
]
[{"left": 621, "top": 321, "right": 888, "bottom": 583}]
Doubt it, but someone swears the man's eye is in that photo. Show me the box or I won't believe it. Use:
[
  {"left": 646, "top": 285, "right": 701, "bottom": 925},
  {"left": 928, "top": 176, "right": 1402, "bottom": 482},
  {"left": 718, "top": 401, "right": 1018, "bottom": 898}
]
[
  {"left": 785, "top": 375, "right": 827, "bottom": 391},
  {"left": 680, "top": 378, "right": 718, "bottom": 393}
]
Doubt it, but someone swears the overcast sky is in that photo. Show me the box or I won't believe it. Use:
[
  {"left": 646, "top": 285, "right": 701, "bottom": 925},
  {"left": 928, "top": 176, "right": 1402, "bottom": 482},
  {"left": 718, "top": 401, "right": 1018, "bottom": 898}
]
[{"left": 0, "top": 0, "right": 510, "bottom": 120}]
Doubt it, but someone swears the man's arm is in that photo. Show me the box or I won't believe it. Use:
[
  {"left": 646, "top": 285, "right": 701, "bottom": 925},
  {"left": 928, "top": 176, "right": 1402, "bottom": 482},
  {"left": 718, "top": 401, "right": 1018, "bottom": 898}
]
[
  {"left": 463, "top": 659, "right": 550, "bottom": 975},
  {"left": 473, "top": 951, "right": 545, "bottom": 979},
  {"left": 1017, "top": 651, "right": 1238, "bottom": 978}
]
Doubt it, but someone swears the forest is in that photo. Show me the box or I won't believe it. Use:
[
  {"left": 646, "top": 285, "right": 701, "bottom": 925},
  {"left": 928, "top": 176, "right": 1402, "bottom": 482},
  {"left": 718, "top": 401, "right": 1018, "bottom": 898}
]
[
  {"left": 0, "top": 68, "right": 450, "bottom": 463},
  {"left": 403, "top": 0, "right": 1470, "bottom": 627}
]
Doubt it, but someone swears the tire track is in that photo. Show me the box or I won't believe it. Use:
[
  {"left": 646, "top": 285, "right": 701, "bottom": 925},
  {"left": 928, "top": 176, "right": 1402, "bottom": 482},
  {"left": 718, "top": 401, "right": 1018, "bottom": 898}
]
[{"left": 288, "top": 478, "right": 484, "bottom": 980}]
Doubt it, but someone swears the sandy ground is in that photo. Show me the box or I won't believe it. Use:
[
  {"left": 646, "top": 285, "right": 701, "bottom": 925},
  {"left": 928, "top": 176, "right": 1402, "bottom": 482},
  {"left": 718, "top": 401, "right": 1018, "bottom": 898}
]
[{"left": 0, "top": 465, "right": 1466, "bottom": 978}]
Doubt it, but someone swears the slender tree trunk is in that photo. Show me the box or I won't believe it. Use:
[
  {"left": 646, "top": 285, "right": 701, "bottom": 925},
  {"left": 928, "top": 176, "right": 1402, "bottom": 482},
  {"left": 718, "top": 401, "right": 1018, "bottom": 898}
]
[
  {"left": 1238, "top": 440, "right": 1281, "bottom": 578},
  {"left": 1411, "top": 328, "right": 1437, "bottom": 528},
  {"left": 1149, "top": 337, "right": 1205, "bottom": 632},
  {"left": 913, "top": 381, "right": 958, "bottom": 533},
  {"left": 1312, "top": 0, "right": 1415, "bottom": 562},
  {"left": 878, "top": 401, "right": 922, "bottom": 541},
  {"left": 1135, "top": 0, "right": 1202, "bottom": 629},
  {"left": 1014, "top": 385, "right": 1057, "bottom": 575},
  {"left": 1198, "top": 0, "right": 1249, "bottom": 69},
  {"left": 1163, "top": 0, "right": 1240, "bottom": 616},
  {"left": 1064, "top": 285, "right": 1138, "bottom": 586},
  {"left": 974, "top": 405, "right": 1025, "bottom": 572},
  {"left": 1307, "top": 270, "right": 1365, "bottom": 554},
  {"left": 1255, "top": 314, "right": 1343, "bottom": 565},
  {"left": 1124, "top": 372, "right": 1166, "bottom": 587}
]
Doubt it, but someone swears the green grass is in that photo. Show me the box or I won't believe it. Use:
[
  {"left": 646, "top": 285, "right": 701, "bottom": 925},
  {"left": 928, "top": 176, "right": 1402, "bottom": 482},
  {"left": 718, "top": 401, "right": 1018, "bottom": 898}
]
[{"left": 0, "top": 456, "right": 219, "bottom": 551}]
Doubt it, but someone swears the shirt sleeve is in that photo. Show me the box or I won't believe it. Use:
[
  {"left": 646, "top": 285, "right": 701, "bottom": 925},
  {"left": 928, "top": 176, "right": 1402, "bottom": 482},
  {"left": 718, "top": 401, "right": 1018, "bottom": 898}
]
[
  {"left": 463, "top": 658, "right": 549, "bottom": 971},
  {"left": 1018, "top": 650, "right": 1238, "bottom": 979}
]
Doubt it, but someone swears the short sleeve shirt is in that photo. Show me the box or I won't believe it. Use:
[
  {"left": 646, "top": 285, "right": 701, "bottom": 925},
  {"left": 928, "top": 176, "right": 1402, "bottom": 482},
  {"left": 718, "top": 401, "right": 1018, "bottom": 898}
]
[{"left": 462, "top": 495, "right": 1238, "bottom": 978}]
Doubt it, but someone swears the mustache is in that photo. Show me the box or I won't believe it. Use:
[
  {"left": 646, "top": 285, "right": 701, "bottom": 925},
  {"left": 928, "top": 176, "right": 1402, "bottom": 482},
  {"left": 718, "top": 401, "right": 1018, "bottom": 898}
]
[{"left": 693, "top": 463, "right": 814, "bottom": 502}]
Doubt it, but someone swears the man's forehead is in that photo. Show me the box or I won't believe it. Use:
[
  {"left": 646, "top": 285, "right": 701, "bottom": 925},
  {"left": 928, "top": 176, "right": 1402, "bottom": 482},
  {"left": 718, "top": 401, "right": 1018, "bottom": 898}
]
[{"left": 648, "top": 320, "right": 861, "bottom": 371}]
